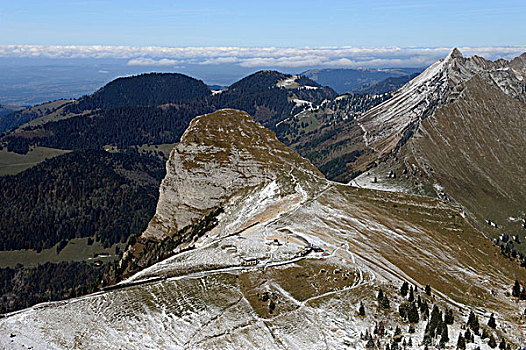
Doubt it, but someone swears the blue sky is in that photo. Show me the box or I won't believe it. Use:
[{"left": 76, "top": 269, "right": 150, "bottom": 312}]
[{"left": 1, "top": 0, "right": 525, "bottom": 47}]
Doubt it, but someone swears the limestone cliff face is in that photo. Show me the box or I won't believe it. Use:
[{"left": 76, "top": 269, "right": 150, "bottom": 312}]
[{"left": 141, "top": 108, "right": 322, "bottom": 240}]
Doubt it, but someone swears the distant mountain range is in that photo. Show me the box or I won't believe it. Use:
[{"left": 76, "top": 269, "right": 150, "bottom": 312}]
[{"left": 303, "top": 67, "right": 422, "bottom": 94}]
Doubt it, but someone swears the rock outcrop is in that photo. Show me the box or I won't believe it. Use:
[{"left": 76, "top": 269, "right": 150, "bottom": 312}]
[
  {"left": 358, "top": 48, "right": 526, "bottom": 164},
  {"left": 141, "top": 108, "right": 322, "bottom": 240}
]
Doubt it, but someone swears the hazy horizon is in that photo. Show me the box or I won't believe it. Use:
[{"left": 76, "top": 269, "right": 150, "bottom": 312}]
[{"left": 2, "top": 0, "right": 525, "bottom": 105}]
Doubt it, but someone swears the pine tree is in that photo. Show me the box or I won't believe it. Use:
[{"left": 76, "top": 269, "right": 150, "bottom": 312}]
[
  {"left": 359, "top": 302, "right": 366, "bottom": 316},
  {"left": 488, "top": 313, "right": 496, "bottom": 328},
  {"left": 444, "top": 308, "right": 454, "bottom": 324},
  {"left": 420, "top": 300, "right": 429, "bottom": 320},
  {"left": 499, "top": 339, "right": 506, "bottom": 350},
  {"left": 440, "top": 325, "right": 449, "bottom": 345},
  {"left": 408, "top": 286, "right": 415, "bottom": 302},
  {"left": 464, "top": 329, "right": 472, "bottom": 343},
  {"left": 444, "top": 309, "right": 455, "bottom": 324},
  {"left": 381, "top": 295, "right": 390, "bottom": 309},
  {"left": 467, "top": 310, "right": 480, "bottom": 334},
  {"left": 512, "top": 280, "right": 521, "bottom": 297},
  {"left": 488, "top": 335, "right": 497, "bottom": 348},
  {"left": 401, "top": 281, "right": 409, "bottom": 297},
  {"left": 407, "top": 302, "right": 419, "bottom": 323},
  {"left": 457, "top": 334, "right": 466, "bottom": 350},
  {"left": 394, "top": 326, "right": 402, "bottom": 343},
  {"left": 425, "top": 284, "right": 431, "bottom": 296}
]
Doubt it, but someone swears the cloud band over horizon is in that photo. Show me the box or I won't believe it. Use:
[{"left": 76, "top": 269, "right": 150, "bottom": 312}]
[{"left": 1, "top": 45, "right": 525, "bottom": 69}]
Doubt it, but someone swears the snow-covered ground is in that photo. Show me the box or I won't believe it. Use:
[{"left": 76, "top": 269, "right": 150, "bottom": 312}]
[{"left": 2, "top": 167, "right": 524, "bottom": 349}]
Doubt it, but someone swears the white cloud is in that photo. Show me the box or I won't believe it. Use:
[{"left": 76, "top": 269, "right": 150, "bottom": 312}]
[
  {"left": 127, "top": 58, "right": 180, "bottom": 66},
  {"left": 0, "top": 45, "right": 524, "bottom": 69}
]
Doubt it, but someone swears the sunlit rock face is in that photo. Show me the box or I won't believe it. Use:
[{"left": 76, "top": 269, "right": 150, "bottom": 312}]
[{"left": 141, "top": 108, "right": 321, "bottom": 240}]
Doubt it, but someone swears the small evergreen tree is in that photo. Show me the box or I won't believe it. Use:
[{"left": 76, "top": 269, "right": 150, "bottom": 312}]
[
  {"left": 440, "top": 325, "right": 449, "bottom": 345},
  {"left": 444, "top": 308, "right": 454, "bottom": 324},
  {"left": 512, "top": 280, "right": 521, "bottom": 297},
  {"left": 425, "top": 284, "right": 431, "bottom": 296},
  {"left": 488, "top": 313, "right": 496, "bottom": 328},
  {"left": 499, "top": 338, "right": 506, "bottom": 350},
  {"left": 394, "top": 326, "right": 402, "bottom": 343},
  {"left": 407, "top": 302, "right": 419, "bottom": 323},
  {"left": 359, "top": 302, "right": 366, "bottom": 316},
  {"left": 467, "top": 310, "right": 480, "bottom": 334},
  {"left": 420, "top": 300, "right": 429, "bottom": 320},
  {"left": 408, "top": 286, "right": 415, "bottom": 302},
  {"left": 401, "top": 281, "right": 409, "bottom": 297},
  {"left": 488, "top": 335, "right": 497, "bottom": 348},
  {"left": 457, "top": 334, "right": 466, "bottom": 350},
  {"left": 381, "top": 295, "right": 390, "bottom": 309},
  {"left": 464, "top": 329, "right": 472, "bottom": 343}
]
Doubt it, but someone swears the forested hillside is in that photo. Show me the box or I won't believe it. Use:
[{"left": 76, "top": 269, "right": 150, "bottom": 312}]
[
  {"left": 1, "top": 71, "right": 337, "bottom": 153},
  {"left": 0, "top": 262, "right": 107, "bottom": 313},
  {"left": 4, "top": 102, "right": 213, "bottom": 153},
  {"left": 65, "top": 73, "right": 212, "bottom": 112},
  {"left": 0, "top": 149, "right": 165, "bottom": 251}
]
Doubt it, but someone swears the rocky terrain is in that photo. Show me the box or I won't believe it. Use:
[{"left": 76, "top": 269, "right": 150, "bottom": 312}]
[
  {"left": 140, "top": 109, "right": 321, "bottom": 241},
  {"left": 349, "top": 50, "right": 526, "bottom": 248},
  {"left": 296, "top": 49, "right": 526, "bottom": 182},
  {"left": 2, "top": 108, "right": 525, "bottom": 349}
]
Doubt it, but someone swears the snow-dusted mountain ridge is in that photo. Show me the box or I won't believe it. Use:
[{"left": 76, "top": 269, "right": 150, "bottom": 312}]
[
  {"left": 2, "top": 108, "right": 525, "bottom": 349},
  {"left": 358, "top": 48, "right": 526, "bottom": 164}
]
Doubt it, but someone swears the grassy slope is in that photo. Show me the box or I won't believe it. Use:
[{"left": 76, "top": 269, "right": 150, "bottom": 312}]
[
  {"left": 408, "top": 76, "right": 526, "bottom": 238},
  {"left": 0, "top": 237, "right": 126, "bottom": 268},
  {"left": 0, "top": 146, "right": 70, "bottom": 176}
]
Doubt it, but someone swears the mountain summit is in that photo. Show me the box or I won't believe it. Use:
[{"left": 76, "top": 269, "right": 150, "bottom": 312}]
[
  {"left": 296, "top": 49, "right": 526, "bottom": 183},
  {"left": 2, "top": 108, "right": 525, "bottom": 349},
  {"left": 141, "top": 109, "right": 321, "bottom": 241}
]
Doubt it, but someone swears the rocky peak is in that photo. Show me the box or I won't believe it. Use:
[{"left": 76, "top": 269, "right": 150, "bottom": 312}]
[
  {"left": 141, "top": 109, "right": 322, "bottom": 240},
  {"left": 446, "top": 47, "right": 463, "bottom": 60},
  {"left": 356, "top": 50, "right": 526, "bottom": 164}
]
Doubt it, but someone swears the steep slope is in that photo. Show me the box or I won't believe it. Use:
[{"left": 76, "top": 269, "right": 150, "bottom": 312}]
[
  {"left": 401, "top": 76, "right": 526, "bottom": 231},
  {"left": 141, "top": 108, "right": 322, "bottom": 241},
  {"left": 2, "top": 109, "right": 525, "bottom": 349},
  {"left": 301, "top": 49, "right": 526, "bottom": 182},
  {"left": 349, "top": 52, "right": 526, "bottom": 244},
  {"left": 358, "top": 48, "right": 526, "bottom": 163}
]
